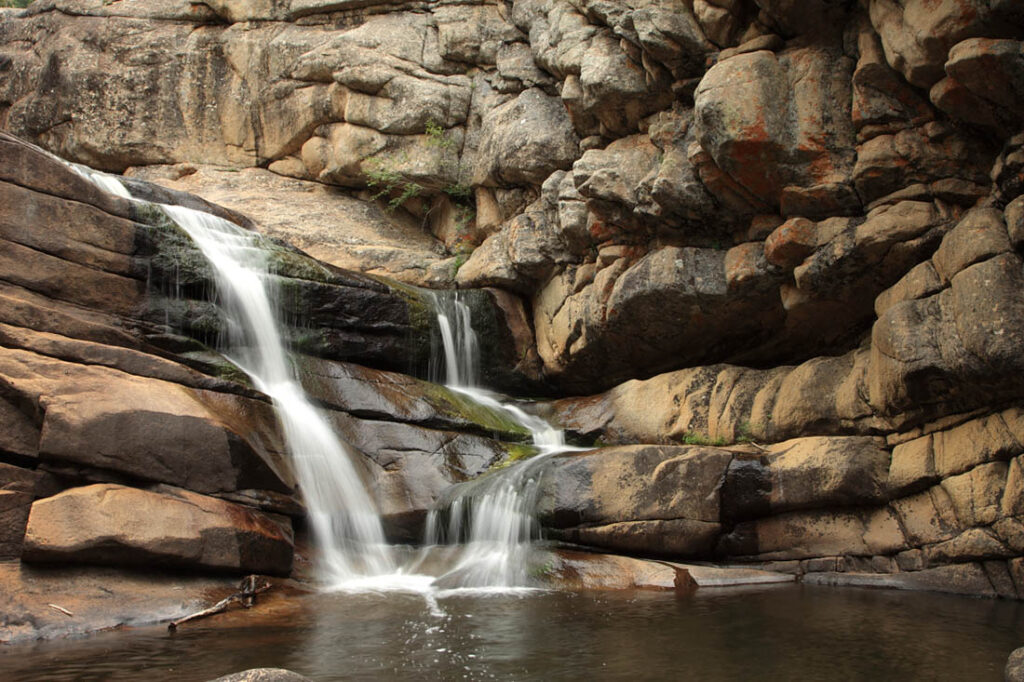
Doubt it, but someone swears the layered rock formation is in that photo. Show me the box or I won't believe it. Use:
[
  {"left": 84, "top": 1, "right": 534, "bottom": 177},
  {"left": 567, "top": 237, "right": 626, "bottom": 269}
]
[
  {"left": 0, "top": 134, "right": 532, "bottom": 605},
  {"left": 2, "top": 0, "right": 1024, "bottom": 608}
]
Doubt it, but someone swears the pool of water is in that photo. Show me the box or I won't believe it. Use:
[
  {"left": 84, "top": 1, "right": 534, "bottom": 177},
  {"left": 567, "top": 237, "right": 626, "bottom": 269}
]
[{"left": 1, "top": 584, "right": 1022, "bottom": 681}]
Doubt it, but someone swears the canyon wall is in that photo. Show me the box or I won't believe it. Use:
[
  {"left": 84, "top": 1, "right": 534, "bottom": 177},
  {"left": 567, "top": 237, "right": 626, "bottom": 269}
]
[{"left": 3, "top": 0, "right": 1024, "bottom": 602}]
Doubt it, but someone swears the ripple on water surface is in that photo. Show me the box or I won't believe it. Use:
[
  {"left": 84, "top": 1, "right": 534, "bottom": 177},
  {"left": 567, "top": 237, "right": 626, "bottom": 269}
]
[{"left": 1, "top": 584, "right": 1022, "bottom": 681}]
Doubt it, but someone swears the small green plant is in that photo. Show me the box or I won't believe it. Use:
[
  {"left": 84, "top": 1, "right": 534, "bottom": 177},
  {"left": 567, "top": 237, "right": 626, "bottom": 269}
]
[
  {"left": 450, "top": 204, "right": 476, "bottom": 250},
  {"left": 735, "top": 420, "right": 766, "bottom": 444},
  {"left": 0, "top": 0, "right": 34, "bottom": 7},
  {"left": 425, "top": 119, "right": 456, "bottom": 151},
  {"left": 490, "top": 443, "right": 540, "bottom": 471},
  {"left": 444, "top": 182, "right": 473, "bottom": 202},
  {"left": 364, "top": 155, "right": 424, "bottom": 212},
  {"left": 528, "top": 558, "right": 557, "bottom": 580},
  {"left": 681, "top": 431, "right": 727, "bottom": 447},
  {"left": 450, "top": 252, "right": 469, "bottom": 278},
  {"left": 361, "top": 119, "right": 475, "bottom": 223}
]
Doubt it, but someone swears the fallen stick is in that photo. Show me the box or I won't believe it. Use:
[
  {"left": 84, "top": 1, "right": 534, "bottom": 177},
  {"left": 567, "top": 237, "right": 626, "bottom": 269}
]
[
  {"left": 167, "top": 576, "right": 272, "bottom": 631},
  {"left": 47, "top": 603, "right": 74, "bottom": 617}
]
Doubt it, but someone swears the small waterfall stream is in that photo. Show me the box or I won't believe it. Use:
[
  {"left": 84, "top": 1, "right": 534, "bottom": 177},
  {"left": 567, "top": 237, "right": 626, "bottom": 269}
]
[{"left": 424, "top": 293, "right": 576, "bottom": 588}]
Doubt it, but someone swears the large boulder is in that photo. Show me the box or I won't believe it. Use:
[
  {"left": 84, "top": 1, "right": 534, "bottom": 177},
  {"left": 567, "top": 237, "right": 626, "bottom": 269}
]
[
  {"left": 932, "top": 38, "right": 1024, "bottom": 135},
  {"left": 0, "top": 346, "right": 294, "bottom": 497},
  {"left": 22, "top": 483, "right": 294, "bottom": 575},
  {"left": 867, "top": 0, "right": 1024, "bottom": 89},
  {"left": 472, "top": 88, "right": 580, "bottom": 187},
  {"left": 533, "top": 245, "right": 784, "bottom": 392},
  {"left": 694, "top": 46, "right": 858, "bottom": 218}
]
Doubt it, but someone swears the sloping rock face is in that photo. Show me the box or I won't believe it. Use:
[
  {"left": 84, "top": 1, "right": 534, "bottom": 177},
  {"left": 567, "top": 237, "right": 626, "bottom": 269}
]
[
  {"left": 23, "top": 484, "right": 296, "bottom": 575},
  {"left": 3, "top": 0, "right": 1024, "bottom": 601}
]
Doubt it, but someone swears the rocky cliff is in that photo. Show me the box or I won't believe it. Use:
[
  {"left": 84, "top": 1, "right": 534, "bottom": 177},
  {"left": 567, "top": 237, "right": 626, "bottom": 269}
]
[{"left": 2, "top": 0, "right": 1024, "bottom": 620}]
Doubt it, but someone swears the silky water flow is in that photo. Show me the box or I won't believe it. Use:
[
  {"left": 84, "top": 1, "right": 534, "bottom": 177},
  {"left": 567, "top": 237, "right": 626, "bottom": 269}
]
[{"left": 421, "top": 292, "right": 580, "bottom": 588}]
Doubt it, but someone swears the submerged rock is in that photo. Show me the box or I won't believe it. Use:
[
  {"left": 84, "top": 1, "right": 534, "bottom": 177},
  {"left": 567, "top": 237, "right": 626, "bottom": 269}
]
[
  {"left": 210, "top": 670, "right": 314, "bottom": 682},
  {"left": 1007, "top": 647, "right": 1024, "bottom": 682}
]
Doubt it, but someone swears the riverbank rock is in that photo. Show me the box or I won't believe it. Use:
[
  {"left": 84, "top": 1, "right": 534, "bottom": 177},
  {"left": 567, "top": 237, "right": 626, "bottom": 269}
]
[
  {"left": 210, "top": 670, "right": 314, "bottom": 682},
  {"left": 528, "top": 413, "right": 1024, "bottom": 598},
  {"left": 0, "top": 559, "right": 309, "bottom": 644},
  {"left": 22, "top": 484, "right": 295, "bottom": 575},
  {"left": 537, "top": 549, "right": 794, "bottom": 592}
]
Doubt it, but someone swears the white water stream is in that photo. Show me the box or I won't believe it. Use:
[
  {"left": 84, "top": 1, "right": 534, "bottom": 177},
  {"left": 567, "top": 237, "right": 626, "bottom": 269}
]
[
  {"left": 423, "top": 293, "right": 578, "bottom": 588},
  {"left": 159, "top": 205, "right": 395, "bottom": 584},
  {"left": 68, "top": 164, "right": 395, "bottom": 584}
]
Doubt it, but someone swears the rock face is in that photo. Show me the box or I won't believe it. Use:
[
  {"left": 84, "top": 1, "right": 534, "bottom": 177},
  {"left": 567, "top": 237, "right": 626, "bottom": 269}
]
[
  {"left": 2, "top": 0, "right": 1024, "bottom": 604},
  {"left": 533, "top": 432, "right": 1024, "bottom": 598},
  {"left": 2, "top": 0, "right": 1014, "bottom": 385},
  {"left": 23, "top": 484, "right": 295, "bottom": 575}
]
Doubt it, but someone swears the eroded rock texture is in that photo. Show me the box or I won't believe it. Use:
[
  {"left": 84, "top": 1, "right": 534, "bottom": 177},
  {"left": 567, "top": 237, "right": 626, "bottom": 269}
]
[
  {"left": 3, "top": 0, "right": 1024, "bottom": 601},
  {"left": 3, "top": 0, "right": 1012, "bottom": 389}
]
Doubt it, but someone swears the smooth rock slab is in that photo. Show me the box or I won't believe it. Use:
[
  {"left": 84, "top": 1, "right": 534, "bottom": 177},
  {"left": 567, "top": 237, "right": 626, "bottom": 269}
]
[
  {"left": 1007, "top": 647, "right": 1024, "bottom": 682},
  {"left": 22, "top": 484, "right": 294, "bottom": 576},
  {"left": 0, "top": 560, "right": 240, "bottom": 644},
  {"left": 0, "top": 347, "right": 293, "bottom": 496},
  {"left": 210, "top": 670, "right": 313, "bottom": 682}
]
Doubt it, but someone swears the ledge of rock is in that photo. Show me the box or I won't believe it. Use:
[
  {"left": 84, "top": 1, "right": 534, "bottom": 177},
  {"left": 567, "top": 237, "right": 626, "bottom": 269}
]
[{"left": 22, "top": 483, "right": 295, "bottom": 576}]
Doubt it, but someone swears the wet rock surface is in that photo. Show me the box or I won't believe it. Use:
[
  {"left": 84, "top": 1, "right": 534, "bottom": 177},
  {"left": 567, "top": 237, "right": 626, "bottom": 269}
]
[{"left": 210, "top": 671, "right": 315, "bottom": 682}]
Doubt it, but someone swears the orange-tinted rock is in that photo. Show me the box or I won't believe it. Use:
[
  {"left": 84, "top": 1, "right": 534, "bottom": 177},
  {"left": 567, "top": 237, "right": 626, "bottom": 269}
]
[
  {"left": 933, "top": 38, "right": 1024, "bottom": 135},
  {"left": 23, "top": 483, "right": 294, "bottom": 575},
  {"left": 694, "top": 47, "right": 856, "bottom": 213},
  {"left": 764, "top": 217, "right": 817, "bottom": 268}
]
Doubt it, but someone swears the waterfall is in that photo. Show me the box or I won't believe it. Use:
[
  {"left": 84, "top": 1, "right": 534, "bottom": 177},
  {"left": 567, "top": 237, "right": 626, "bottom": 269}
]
[
  {"left": 424, "top": 292, "right": 574, "bottom": 588},
  {"left": 69, "top": 165, "right": 394, "bottom": 584},
  {"left": 160, "top": 205, "right": 395, "bottom": 583},
  {"left": 68, "top": 162, "right": 134, "bottom": 199}
]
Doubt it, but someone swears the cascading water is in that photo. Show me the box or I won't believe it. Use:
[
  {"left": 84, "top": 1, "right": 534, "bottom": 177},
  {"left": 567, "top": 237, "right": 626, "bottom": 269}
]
[
  {"left": 69, "top": 164, "right": 394, "bottom": 585},
  {"left": 159, "top": 205, "right": 395, "bottom": 584},
  {"left": 424, "top": 292, "right": 576, "bottom": 588}
]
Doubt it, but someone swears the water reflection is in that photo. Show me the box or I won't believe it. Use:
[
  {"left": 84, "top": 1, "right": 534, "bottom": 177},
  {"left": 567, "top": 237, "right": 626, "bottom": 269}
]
[{"left": 1, "top": 586, "right": 1022, "bottom": 681}]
